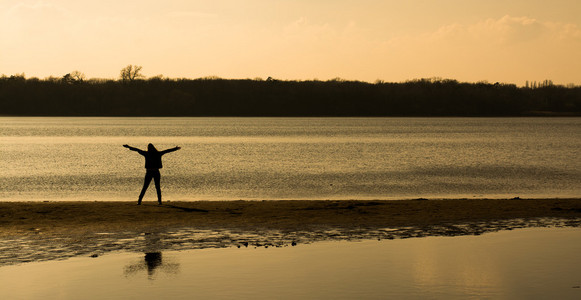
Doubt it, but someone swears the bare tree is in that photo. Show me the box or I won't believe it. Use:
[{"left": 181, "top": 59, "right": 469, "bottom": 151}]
[
  {"left": 70, "top": 70, "right": 86, "bottom": 82},
  {"left": 120, "top": 65, "right": 144, "bottom": 83},
  {"left": 62, "top": 70, "right": 86, "bottom": 84}
]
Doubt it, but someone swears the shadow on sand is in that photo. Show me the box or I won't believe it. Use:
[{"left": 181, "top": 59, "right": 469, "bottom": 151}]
[{"left": 159, "top": 204, "right": 209, "bottom": 213}]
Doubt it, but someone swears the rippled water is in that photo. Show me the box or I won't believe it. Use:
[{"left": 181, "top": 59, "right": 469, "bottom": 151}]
[{"left": 1, "top": 117, "right": 579, "bottom": 201}]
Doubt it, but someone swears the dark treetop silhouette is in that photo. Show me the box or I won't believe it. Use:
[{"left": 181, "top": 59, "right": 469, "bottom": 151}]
[
  {"left": 123, "top": 143, "right": 181, "bottom": 205},
  {"left": 2, "top": 76, "right": 580, "bottom": 116}
]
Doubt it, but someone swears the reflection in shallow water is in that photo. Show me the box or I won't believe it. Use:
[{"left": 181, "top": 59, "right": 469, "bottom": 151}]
[
  {"left": 124, "top": 252, "right": 179, "bottom": 280},
  {"left": 2, "top": 228, "right": 581, "bottom": 299},
  {"left": 124, "top": 232, "right": 179, "bottom": 280},
  {"left": 145, "top": 252, "right": 162, "bottom": 277}
]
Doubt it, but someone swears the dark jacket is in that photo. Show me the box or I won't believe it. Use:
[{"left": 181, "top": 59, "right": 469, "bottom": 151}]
[
  {"left": 139, "top": 150, "right": 163, "bottom": 169},
  {"left": 137, "top": 147, "right": 179, "bottom": 169}
]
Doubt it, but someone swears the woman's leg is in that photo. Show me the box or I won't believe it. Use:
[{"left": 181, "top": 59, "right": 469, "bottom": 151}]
[
  {"left": 152, "top": 170, "right": 162, "bottom": 204},
  {"left": 138, "top": 171, "right": 154, "bottom": 204}
]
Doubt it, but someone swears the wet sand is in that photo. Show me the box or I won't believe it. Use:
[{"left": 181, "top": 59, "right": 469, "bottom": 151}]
[{"left": 2, "top": 199, "right": 581, "bottom": 265}]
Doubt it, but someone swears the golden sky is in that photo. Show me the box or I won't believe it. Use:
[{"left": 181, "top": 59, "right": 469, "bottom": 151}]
[{"left": 1, "top": 0, "right": 580, "bottom": 85}]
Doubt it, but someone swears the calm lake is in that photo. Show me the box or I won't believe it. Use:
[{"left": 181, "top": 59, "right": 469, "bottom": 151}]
[{"left": 0, "top": 117, "right": 579, "bottom": 201}]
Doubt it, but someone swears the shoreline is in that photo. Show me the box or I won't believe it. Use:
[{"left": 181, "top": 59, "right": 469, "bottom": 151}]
[
  {"left": 2, "top": 198, "right": 581, "bottom": 266},
  {"left": 3, "top": 198, "right": 581, "bottom": 235}
]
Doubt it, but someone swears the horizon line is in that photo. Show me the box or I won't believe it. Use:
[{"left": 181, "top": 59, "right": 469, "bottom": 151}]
[{"left": 3, "top": 73, "right": 577, "bottom": 88}]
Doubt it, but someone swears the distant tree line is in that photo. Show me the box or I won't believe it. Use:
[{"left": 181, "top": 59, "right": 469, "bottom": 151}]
[{"left": 1, "top": 70, "right": 580, "bottom": 117}]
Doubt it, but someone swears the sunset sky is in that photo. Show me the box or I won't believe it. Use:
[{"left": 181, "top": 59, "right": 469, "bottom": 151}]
[{"left": 1, "top": 0, "right": 580, "bottom": 85}]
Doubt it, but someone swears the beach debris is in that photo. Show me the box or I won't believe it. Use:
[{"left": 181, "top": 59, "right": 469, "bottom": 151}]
[
  {"left": 291, "top": 241, "right": 297, "bottom": 246},
  {"left": 90, "top": 254, "right": 99, "bottom": 258}
]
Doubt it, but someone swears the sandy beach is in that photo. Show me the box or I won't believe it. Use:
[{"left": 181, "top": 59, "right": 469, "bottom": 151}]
[{"left": 2, "top": 198, "right": 581, "bottom": 265}]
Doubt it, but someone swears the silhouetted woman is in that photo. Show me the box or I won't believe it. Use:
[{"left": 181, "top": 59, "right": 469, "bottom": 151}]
[{"left": 123, "top": 144, "right": 181, "bottom": 205}]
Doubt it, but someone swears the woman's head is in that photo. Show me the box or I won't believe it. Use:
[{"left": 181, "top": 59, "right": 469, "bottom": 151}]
[{"left": 148, "top": 143, "right": 158, "bottom": 152}]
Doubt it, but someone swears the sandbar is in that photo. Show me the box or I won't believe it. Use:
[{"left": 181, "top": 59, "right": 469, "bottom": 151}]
[{"left": 1, "top": 199, "right": 581, "bottom": 265}]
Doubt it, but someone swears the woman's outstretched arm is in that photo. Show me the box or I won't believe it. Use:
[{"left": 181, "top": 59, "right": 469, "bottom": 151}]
[
  {"left": 123, "top": 145, "right": 145, "bottom": 154},
  {"left": 161, "top": 146, "right": 181, "bottom": 155}
]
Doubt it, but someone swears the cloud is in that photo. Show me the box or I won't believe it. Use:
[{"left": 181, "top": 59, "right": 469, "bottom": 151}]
[
  {"left": 361, "top": 15, "right": 581, "bottom": 83},
  {"left": 478, "top": 15, "right": 545, "bottom": 43},
  {"left": 548, "top": 22, "right": 581, "bottom": 41},
  {"left": 0, "top": 1, "right": 77, "bottom": 62},
  {"left": 1, "top": 1, "right": 72, "bottom": 36},
  {"left": 226, "top": 14, "right": 581, "bottom": 82},
  {"left": 281, "top": 18, "right": 336, "bottom": 44},
  {"left": 165, "top": 11, "right": 218, "bottom": 19},
  {"left": 424, "top": 15, "right": 580, "bottom": 46}
]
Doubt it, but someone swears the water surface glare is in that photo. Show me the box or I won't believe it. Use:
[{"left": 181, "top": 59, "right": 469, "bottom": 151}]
[
  {"left": 1, "top": 228, "right": 581, "bottom": 299},
  {"left": 1, "top": 117, "right": 580, "bottom": 200}
]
